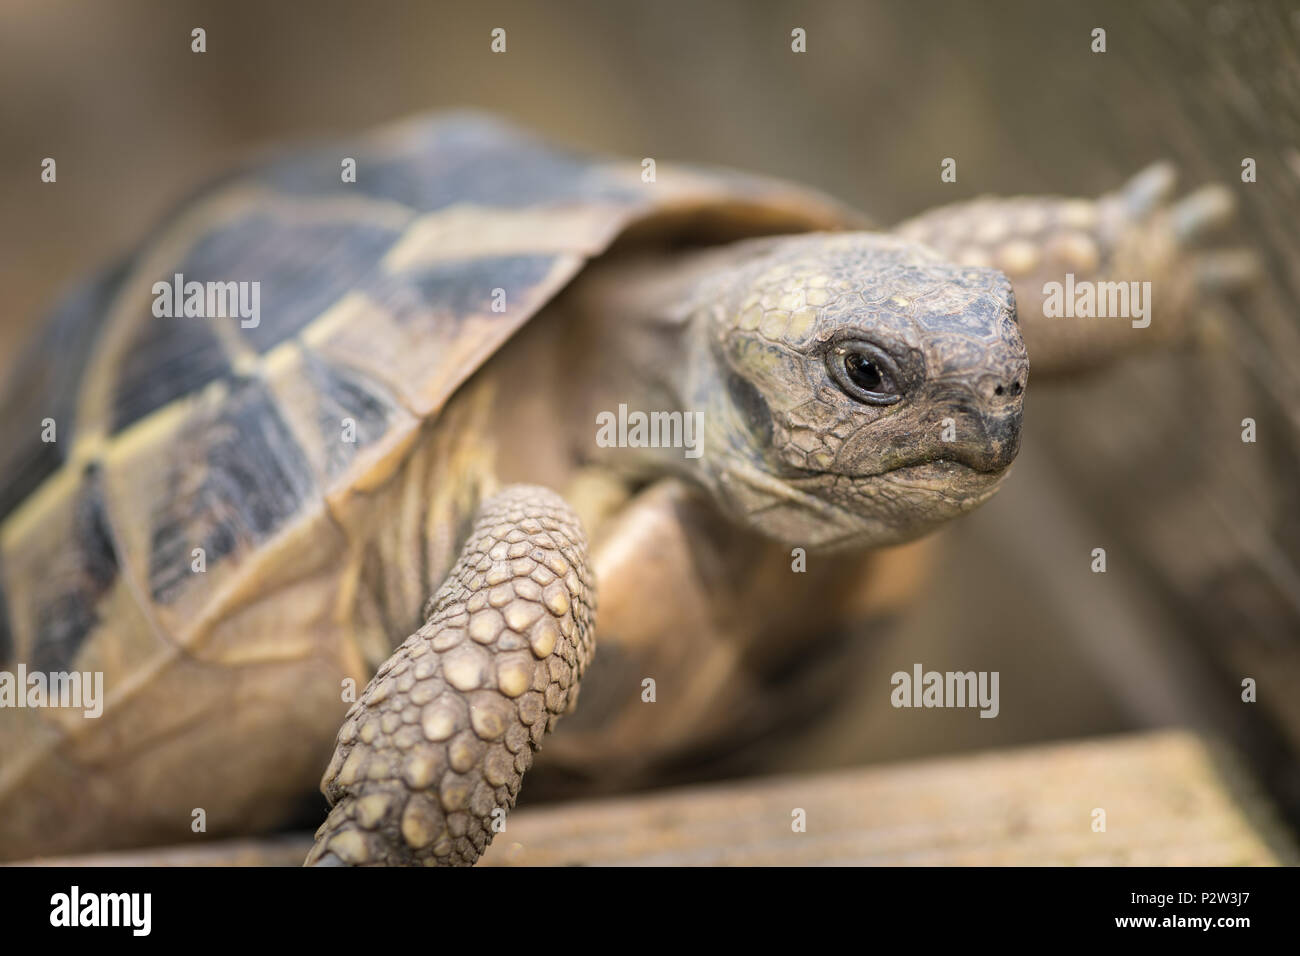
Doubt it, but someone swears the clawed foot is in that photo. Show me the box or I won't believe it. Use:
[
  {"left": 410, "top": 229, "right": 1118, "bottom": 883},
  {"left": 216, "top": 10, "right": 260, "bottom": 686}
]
[
  {"left": 1102, "top": 162, "right": 1259, "bottom": 301},
  {"left": 895, "top": 163, "right": 1261, "bottom": 375}
]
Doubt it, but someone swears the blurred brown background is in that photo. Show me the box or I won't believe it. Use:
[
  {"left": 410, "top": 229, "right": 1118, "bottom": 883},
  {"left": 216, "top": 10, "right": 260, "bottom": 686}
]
[{"left": 2, "top": 0, "right": 1298, "bottom": 836}]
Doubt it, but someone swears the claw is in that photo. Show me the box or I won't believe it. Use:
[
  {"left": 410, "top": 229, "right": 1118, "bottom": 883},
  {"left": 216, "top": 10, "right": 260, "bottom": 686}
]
[
  {"left": 305, "top": 851, "right": 346, "bottom": 866},
  {"left": 1117, "top": 161, "right": 1178, "bottom": 218},
  {"left": 1194, "top": 249, "right": 1263, "bottom": 294},
  {"left": 1171, "top": 184, "right": 1237, "bottom": 243}
]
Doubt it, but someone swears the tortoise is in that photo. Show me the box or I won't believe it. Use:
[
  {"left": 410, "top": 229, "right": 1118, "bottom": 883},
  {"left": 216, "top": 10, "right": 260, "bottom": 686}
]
[{"left": 0, "top": 113, "right": 1252, "bottom": 866}]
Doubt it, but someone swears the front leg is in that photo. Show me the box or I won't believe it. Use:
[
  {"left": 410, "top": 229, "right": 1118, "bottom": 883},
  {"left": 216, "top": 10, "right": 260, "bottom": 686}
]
[
  {"left": 305, "top": 485, "right": 595, "bottom": 866},
  {"left": 896, "top": 164, "right": 1260, "bottom": 376}
]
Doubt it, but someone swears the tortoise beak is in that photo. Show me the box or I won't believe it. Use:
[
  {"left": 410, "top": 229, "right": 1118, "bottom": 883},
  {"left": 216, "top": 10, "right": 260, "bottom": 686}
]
[
  {"left": 971, "top": 408, "right": 1022, "bottom": 473},
  {"left": 934, "top": 379, "right": 1024, "bottom": 474}
]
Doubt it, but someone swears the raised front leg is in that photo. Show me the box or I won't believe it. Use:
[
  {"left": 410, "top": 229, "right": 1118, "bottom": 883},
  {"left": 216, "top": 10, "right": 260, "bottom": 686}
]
[
  {"left": 896, "top": 164, "right": 1259, "bottom": 376},
  {"left": 305, "top": 485, "right": 595, "bottom": 866}
]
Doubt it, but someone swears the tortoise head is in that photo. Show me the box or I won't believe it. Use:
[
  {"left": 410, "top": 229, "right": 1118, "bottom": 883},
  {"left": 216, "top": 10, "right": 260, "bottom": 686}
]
[{"left": 692, "top": 232, "right": 1028, "bottom": 550}]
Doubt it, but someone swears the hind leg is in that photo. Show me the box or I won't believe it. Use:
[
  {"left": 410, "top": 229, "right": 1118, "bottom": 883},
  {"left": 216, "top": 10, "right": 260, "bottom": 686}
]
[
  {"left": 305, "top": 485, "right": 595, "bottom": 866},
  {"left": 897, "top": 164, "right": 1260, "bottom": 376}
]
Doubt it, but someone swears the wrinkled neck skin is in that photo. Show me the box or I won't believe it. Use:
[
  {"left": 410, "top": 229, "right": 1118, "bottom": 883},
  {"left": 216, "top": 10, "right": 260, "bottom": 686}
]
[{"left": 564, "top": 240, "right": 828, "bottom": 538}]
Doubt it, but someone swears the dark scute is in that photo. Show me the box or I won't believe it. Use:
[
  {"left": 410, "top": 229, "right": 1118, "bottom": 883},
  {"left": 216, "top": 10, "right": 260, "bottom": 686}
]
[
  {"left": 77, "top": 465, "right": 119, "bottom": 592},
  {"left": 0, "top": 438, "right": 62, "bottom": 531},
  {"left": 29, "top": 465, "right": 120, "bottom": 673},
  {"left": 726, "top": 369, "right": 774, "bottom": 448},
  {"left": 300, "top": 349, "right": 400, "bottom": 482},
  {"left": 168, "top": 214, "right": 403, "bottom": 354},
  {"left": 1, "top": 258, "right": 132, "bottom": 522},
  {"left": 32, "top": 595, "right": 99, "bottom": 674},
  {"left": 366, "top": 254, "right": 561, "bottom": 325},
  {"left": 148, "top": 377, "right": 317, "bottom": 604},
  {"left": 111, "top": 313, "right": 232, "bottom": 434}
]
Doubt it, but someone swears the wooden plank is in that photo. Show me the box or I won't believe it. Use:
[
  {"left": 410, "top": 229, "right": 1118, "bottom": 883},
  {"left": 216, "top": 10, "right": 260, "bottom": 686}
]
[
  {"left": 9, "top": 731, "right": 1292, "bottom": 866},
  {"left": 479, "top": 730, "right": 1292, "bottom": 866}
]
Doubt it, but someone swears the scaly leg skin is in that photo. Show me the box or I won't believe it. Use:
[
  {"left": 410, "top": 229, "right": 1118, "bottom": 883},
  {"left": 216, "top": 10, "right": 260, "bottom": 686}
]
[
  {"left": 305, "top": 485, "right": 595, "bottom": 866},
  {"left": 895, "top": 163, "right": 1260, "bottom": 377}
]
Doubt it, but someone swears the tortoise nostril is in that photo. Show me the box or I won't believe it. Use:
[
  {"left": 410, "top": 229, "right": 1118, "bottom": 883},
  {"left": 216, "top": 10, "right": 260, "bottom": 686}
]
[{"left": 994, "top": 385, "right": 1004, "bottom": 396}]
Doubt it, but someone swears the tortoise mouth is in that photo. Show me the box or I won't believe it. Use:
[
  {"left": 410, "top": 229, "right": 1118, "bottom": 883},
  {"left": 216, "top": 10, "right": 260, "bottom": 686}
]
[
  {"left": 718, "top": 451, "right": 1013, "bottom": 550},
  {"left": 743, "top": 457, "right": 1011, "bottom": 550},
  {"left": 876, "top": 458, "right": 1009, "bottom": 515},
  {"left": 882, "top": 457, "right": 1007, "bottom": 489}
]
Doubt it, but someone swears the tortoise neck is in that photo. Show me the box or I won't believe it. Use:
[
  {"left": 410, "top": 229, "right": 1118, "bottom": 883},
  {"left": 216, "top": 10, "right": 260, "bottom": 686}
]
[{"left": 565, "top": 242, "right": 759, "bottom": 484}]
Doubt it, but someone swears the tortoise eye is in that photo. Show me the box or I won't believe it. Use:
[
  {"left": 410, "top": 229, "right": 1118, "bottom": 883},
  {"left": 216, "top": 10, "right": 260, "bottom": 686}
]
[
  {"left": 829, "top": 343, "right": 901, "bottom": 405},
  {"left": 846, "top": 352, "right": 883, "bottom": 391}
]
